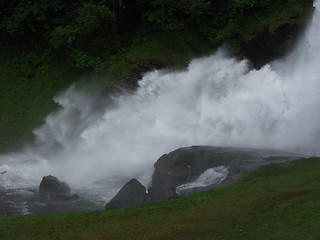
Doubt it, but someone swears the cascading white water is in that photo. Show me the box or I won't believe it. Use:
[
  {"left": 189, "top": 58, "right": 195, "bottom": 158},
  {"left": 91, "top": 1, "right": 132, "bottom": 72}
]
[
  {"left": 1, "top": 1, "right": 320, "bottom": 213},
  {"left": 176, "top": 166, "right": 229, "bottom": 195}
]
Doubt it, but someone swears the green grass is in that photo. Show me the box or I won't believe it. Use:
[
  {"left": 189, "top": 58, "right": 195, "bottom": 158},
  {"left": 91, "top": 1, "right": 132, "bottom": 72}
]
[{"left": 1, "top": 157, "right": 320, "bottom": 240}]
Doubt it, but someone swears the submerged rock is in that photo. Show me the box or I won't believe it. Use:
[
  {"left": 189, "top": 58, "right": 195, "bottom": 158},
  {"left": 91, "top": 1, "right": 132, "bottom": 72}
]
[
  {"left": 39, "top": 175, "right": 79, "bottom": 202},
  {"left": 105, "top": 179, "right": 149, "bottom": 209}
]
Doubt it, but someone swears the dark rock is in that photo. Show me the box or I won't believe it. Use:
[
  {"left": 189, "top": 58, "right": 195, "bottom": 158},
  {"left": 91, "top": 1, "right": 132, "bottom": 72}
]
[
  {"left": 123, "top": 59, "right": 165, "bottom": 88},
  {"left": 105, "top": 179, "right": 149, "bottom": 209},
  {"left": 71, "top": 194, "right": 80, "bottom": 200},
  {"left": 148, "top": 186, "right": 177, "bottom": 201},
  {"left": 152, "top": 146, "right": 305, "bottom": 196},
  {"left": 105, "top": 146, "right": 304, "bottom": 209},
  {"left": 240, "top": 23, "right": 306, "bottom": 69},
  {"left": 39, "top": 175, "right": 79, "bottom": 202}
]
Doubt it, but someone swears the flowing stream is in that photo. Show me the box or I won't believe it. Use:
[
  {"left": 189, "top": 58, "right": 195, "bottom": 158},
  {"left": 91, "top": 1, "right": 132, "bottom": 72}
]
[{"left": 1, "top": 1, "right": 320, "bottom": 215}]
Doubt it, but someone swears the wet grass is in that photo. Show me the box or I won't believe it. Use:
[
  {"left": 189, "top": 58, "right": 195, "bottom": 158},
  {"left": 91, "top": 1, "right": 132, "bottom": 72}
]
[{"left": 0, "top": 157, "right": 320, "bottom": 240}]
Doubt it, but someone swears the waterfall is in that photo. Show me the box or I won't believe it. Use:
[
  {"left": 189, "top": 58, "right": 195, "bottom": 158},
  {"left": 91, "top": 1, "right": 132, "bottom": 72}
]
[{"left": 1, "top": 1, "right": 320, "bottom": 213}]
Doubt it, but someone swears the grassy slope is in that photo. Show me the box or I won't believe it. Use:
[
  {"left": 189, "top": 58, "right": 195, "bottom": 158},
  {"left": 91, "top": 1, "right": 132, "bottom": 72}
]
[{"left": 0, "top": 157, "right": 320, "bottom": 240}]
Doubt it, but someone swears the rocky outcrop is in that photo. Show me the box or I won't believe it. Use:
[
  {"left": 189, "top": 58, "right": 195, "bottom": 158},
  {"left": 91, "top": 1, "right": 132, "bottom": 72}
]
[
  {"left": 105, "top": 179, "right": 177, "bottom": 210},
  {"left": 105, "top": 146, "right": 305, "bottom": 209},
  {"left": 151, "top": 146, "right": 305, "bottom": 195},
  {"left": 240, "top": 24, "right": 304, "bottom": 69},
  {"left": 238, "top": 0, "right": 314, "bottom": 69},
  {"left": 39, "top": 175, "right": 79, "bottom": 202},
  {"left": 148, "top": 186, "right": 177, "bottom": 201},
  {"left": 123, "top": 59, "right": 165, "bottom": 88},
  {"left": 105, "top": 179, "right": 150, "bottom": 209}
]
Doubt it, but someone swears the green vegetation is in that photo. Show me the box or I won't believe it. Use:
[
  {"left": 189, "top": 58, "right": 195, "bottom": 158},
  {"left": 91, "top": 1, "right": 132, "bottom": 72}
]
[
  {"left": 0, "top": 48, "right": 78, "bottom": 150},
  {"left": 1, "top": 0, "right": 313, "bottom": 70},
  {"left": 0, "top": 0, "right": 314, "bottom": 150},
  {"left": 0, "top": 157, "right": 319, "bottom": 240}
]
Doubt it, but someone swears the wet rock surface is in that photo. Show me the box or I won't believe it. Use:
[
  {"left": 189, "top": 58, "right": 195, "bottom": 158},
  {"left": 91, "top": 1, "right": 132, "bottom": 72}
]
[
  {"left": 105, "top": 179, "right": 149, "bottom": 209},
  {"left": 123, "top": 59, "right": 165, "bottom": 88},
  {"left": 148, "top": 186, "right": 177, "bottom": 201},
  {"left": 151, "top": 146, "right": 305, "bottom": 193},
  {"left": 240, "top": 23, "right": 305, "bottom": 69},
  {"left": 106, "top": 146, "right": 305, "bottom": 209},
  {"left": 0, "top": 145, "right": 307, "bottom": 215},
  {"left": 39, "top": 175, "right": 79, "bottom": 202}
]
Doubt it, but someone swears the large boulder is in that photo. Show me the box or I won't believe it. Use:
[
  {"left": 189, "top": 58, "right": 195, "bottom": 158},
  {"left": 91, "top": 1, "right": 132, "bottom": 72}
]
[
  {"left": 148, "top": 186, "right": 177, "bottom": 202},
  {"left": 39, "top": 175, "right": 79, "bottom": 201},
  {"left": 105, "top": 146, "right": 305, "bottom": 209},
  {"left": 105, "top": 179, "right": 150, "bottom": 209},
  {"left": 239, "top": 21, "right": 310, "bottom": 69},
  {"left": 151, "top": 146, "right": 305, "bottom": 195}
]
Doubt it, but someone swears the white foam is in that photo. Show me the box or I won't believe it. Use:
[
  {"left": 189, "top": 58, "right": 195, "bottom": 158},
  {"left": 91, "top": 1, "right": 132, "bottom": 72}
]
[{"left": 176, "top": 166, "right": 229, "bottom": 194}]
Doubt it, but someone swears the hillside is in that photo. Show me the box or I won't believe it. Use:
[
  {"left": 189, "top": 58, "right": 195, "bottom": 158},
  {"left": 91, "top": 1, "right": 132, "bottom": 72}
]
[{"left": 0, "top": 157, "right": 319, "bottom": 240}]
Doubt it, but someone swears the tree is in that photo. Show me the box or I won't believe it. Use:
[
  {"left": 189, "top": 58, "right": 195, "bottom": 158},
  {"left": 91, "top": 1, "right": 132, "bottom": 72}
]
[{"left": 147, "top": 0, "right": 211, "bottom": 31}]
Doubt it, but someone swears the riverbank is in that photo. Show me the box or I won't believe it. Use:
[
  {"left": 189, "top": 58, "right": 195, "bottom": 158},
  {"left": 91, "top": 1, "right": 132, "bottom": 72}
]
[{"left": 0, "top": 157, "right": 319, "bottom": 240}]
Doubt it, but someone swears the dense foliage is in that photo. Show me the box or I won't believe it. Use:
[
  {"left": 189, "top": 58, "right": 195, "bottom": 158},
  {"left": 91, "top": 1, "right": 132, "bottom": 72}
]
[
  {"left": 0, "top": 0, "right": 143, "bottom": 69},
  {"left": 0, "top": 0, "right": 313, "bottom": 70}
]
